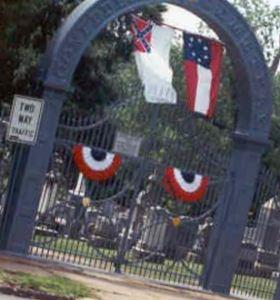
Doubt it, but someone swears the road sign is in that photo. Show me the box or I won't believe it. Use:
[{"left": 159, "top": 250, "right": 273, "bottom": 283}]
[{"left": 6, "top": 95, "right": 44, "bottom": 145}]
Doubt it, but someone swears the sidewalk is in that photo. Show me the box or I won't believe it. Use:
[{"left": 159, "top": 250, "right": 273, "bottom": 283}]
[
  {"left": 0, "top": 254, "right": 235, "bottom": 300},
  {"left": 0, "top": 294, "right": 29, "bottom": 300}
]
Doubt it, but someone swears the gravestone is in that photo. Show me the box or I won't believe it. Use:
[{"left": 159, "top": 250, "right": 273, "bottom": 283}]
[
  {"left": 119, "top": 177, "right": 156, "bottom": 252},
  {"left": 188, "top": 217, "right": 213, "bottom": 263},
  {"left": 133, "top": 206, "right": 168, "bottom": 263},
  {"left": 0, "top": 117, "right": 7, "bottom": 144},
  {"left": 237, "top": 242, "right": 258, "bottom": 275},
  {"left": 165, "top": 220, "right": 199, "bottom": 260},
  {"left": 38, "top": 171, "right": 58, "bottom": 215},
  {"left": 254, "top": 198, "right": 280, "bottom": 275},
  {"left": 87, "top": 202, "right": 120, "bottom": 249},
  {"left": 101, "top": 201, "right": 117, "bottom": 219},
  {"left": 133, "top": 206, "right": 199, "bottom": 262},
  {"left": 36, "top": 171, "right": 60, "bottom": 237},
  {"left": 68, "top": 173, "right": 86, "bottom": 201},
  {"left": 233, "top": 226, "right": 258, "bottom": 275},
  {"left": 88, "top": 214, "right": 118, "bottom": 249}
]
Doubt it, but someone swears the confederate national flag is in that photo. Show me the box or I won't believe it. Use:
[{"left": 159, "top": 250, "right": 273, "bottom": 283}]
[
  {"left": 131, "top": 15, "right": 177, "bottom": 104},
  {"left": 183, "top": 33, "right": 224, "bottom": 118}
]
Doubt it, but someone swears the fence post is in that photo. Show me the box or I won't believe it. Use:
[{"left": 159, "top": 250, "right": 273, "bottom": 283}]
[
  {"left": 274, "top": 278, "right": 280, "bottom": 300},
  {"left": 0, "top": 90, "right": 66, "bottom": 254},
  {"left": 202, "top": 133, "right": 267, "bottom": 295},
  {"left": 0, "top": 145, "right": 29, "bottom": 249}
]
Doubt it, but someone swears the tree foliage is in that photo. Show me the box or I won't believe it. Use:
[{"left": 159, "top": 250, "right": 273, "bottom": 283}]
[
  {"left": 231, "top": 0, "right": 280, "bottom": 174},
  {"left": 0, "top": 0, "right": 166, "bottom": 110},
  {"left": 232, "top": 0, "right": 280, "bottom": 74}
]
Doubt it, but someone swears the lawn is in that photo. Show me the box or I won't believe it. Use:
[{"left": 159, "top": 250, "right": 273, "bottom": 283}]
[
  {"left": 232, "top": 274, "right": 276, "bottom": 300},
  {"left": 0, "top": 269, "right": 93, "bottom": 299}
]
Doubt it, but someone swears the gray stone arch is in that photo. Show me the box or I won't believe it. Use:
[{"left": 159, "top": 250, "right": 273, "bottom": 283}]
[
  {"left": 0, "top": 0, "right": 273, "bottom": 297},
  {"left": 45, "top": 0, "right": 272, "bottom": 138}
]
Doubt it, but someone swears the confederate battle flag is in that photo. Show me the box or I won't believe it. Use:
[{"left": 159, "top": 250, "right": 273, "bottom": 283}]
[
  {"left": 131, "top": 15, "right": 177, "bottom": 104},
  {"left": 183, "top": 33, "right": 224, "bottom": 118}
]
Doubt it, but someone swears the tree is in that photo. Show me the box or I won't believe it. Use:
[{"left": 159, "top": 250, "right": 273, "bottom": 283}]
[
  {"left": 193, "top": 0, "right": 280, "bottom": 174},
  {"left": 0, "top": 0, "right": 166, "bottom": 111},
  {"left": 232, "top": 0, "right": 280, "bottom": 76},
  {"left": 264, "top": 75, "right": 280, "bottom": 173},
  {"left": 231, "top": 0, "right": 280, "bottom": 174},
  {"left": 0, "top": 0, "right": 73, "bottom": 104},
  {"left": 70, "top": 4, "right": 167, "bottom": 111}
]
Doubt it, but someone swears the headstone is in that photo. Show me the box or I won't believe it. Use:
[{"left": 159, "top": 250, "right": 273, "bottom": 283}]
[
  {"left": 68, "top": 173, "right": 86, "bottom": 201},
  {"left": 0, "top": 117, "right": 7, "bottom": 144},
  {"left": 86, "top": 200, "right": 121, "bottom": 250},
  {"left": 188, "top": 217, "right": 213, "bottom": 263},
  {"left": 164, "top": 221, "right": 199, "bottom": 260},
  {"left": 88, "top": 214, "right": 118, "bottom": 249},
  {"left": 118, "top": 178, "right": 156, "bottom": 252},
  {"left": 101, "top": 201, "right": 117, "bottom": 219},
  {"left": 243, "top": 226, "right": 257, "bottom": 244},
  {"left": 254, "top": 198, "right": 280, "bottom": 275},
  {"left": 128, "top": 190, "right": 149, "bottom": 240},
  {"left": 233, "top": 227, "right": 259, "bottom": 275},
  {"left": 132, "top": 206, "right": 168, "bottom": 263},
  {"left": 36, "top": 171, "right": 61, "bottom": 237},
  {"left": 195, "top": 217, "right": 213, "bottom": 252},
  {"left": 38, "top": 171, "right": 58, "bottom": 215},
  {"left": 237, "top": 243, "right": 258, "bottom": 275}
]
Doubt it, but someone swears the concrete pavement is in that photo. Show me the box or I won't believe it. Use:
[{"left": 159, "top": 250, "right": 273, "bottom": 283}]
[{"left": 0, "top": 294, "right": 29, "bottom": 299}]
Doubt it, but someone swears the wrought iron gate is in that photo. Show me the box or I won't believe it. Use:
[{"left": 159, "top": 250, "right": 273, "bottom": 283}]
[
  {"left": 30, "top": 92, "right": 231, "bottom": 287},
  {"left": 0, "top": 104, "right": 20, "bottom": 229},
  {"left": 232, "top": 166, "right": 280, "bottom": 300}
]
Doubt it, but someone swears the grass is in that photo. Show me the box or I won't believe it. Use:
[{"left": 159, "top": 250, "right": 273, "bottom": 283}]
[
  {"left": 0, "top": 269, "right": 92, "bottom": 299},
  {"left": 232, "top": 274, "right": 276, "bottom": 300},
  {"left": 32, "top": 235, "right": 277, "bottom": 299},
  {"left": 33, "top": 235, "right": 116, "bottom": 258}
]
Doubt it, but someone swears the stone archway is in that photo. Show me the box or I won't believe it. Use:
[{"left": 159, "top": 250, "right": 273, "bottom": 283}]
[{"left": 1, "top": 0, "right": 272, "bottom": 296}]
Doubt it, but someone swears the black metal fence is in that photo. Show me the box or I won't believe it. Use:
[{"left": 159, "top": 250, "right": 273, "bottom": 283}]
[
  {"left": 0, "top": 104, "right": 17, "bottom": 227},
  {"left": 0, "top": 101, "right": 279, "bottom": 299},
  {"left": 232, "top": 167, "right": 280, "bottom": 299},
  {"left": 29, "top": 98, "right": 230, "bottom": 288}
]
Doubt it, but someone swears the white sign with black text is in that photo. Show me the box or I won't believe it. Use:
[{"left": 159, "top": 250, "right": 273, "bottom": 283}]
[{"left": 6, "top": 95, "right": 44, "bottom": 145}]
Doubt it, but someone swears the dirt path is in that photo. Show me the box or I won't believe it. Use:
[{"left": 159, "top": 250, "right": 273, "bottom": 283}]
[{"left": 0, "top": 254, "right": 237, "bottom": 300}]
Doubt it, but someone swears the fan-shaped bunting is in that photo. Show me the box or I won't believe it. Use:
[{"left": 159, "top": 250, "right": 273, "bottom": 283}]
[
  {"left": 73, "top": 145, "right": 122, "bottom": 181},
  {"left": 163, "top": 167, "right": 209, "bottom": 202}
]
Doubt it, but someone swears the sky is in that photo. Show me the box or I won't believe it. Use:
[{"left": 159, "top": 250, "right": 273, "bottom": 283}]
[
  {"left": 269, "top": 0, "right": 279, "bottom": 6},
  {"left": 164, "top": 0, "right": 279, "bottom": 34},
  {"left": 164, "top": 0, "right": 279, "bottom": 72}
]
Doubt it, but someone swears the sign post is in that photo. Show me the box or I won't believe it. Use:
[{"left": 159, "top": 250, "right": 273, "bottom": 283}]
[{"left": 6, "top": 95, "right": 44, "bottom": 145}]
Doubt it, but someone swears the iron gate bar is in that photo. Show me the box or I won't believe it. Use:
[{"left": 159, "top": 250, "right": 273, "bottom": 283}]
[
  {"left": 55, "top": 136, "right": 229, "bottom": 180},
  {"left": 0, "top": 0, "right": 273, "bottom": 298},
  {"left": 31, "top": 104, "right": 228, "bottom": 284},
  {"left": 231, "top": 165, "right": 280, "bottom": 300},
  {"left": 275, "top": 278, "right": 280, "bottom": 300}
]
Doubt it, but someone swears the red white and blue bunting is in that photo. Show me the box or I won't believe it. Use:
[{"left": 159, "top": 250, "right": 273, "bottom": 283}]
[
  {"left": 73, "top": 145, "right": 122, "bottom": 182},
  {"left": 163, "top": 167, "right": 209, "bottom": 203}
]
